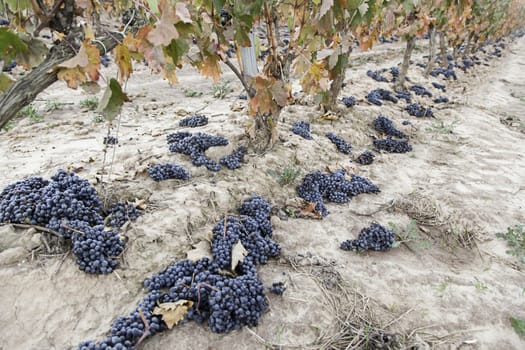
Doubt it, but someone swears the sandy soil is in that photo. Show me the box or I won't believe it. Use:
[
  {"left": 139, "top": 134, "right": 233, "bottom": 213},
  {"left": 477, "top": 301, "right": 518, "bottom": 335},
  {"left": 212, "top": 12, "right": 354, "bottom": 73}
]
[{"left": 0, "top": 35, "right": 524, "bottom": 350}]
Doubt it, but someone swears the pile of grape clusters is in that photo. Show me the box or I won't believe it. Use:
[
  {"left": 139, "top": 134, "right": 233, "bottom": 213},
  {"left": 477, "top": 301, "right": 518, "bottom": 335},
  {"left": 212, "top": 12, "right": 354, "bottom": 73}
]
[
  {"left": 395, "top": 91, "right": 412, "bottom": 103},
  {"left": 356, "top": 151, "right": 375, "bottom": 165},
  {"left": 430, "top": 67, "right": 457, "bottom": 80},
  {"left": 291, "top": 121, "right": 312, "bottom": 139},
  {"left": 167, "top": 132, "right": 228, "bottom": 171},
  {"left": 390, "top": 66, "right": 399, "bottom": 82},
  {"left": 219, "top": 146, "right": 247, "bottom": 170},
  {"left": 325, "top": 132, "right": 352, "bottom": 154},
  {"left": 373, "top": 116, "right": 407, "bottom": 139},
  {"left": 78, "top": 196, "right": 280, "bottom": 349},
  {"left": 147, "top": 163, "right": 190, "bottom": 182},
  {"left": 179, "top": 114, "right": 208, "bottom": 127},
  {"left": 366, "top": 89, "right": 398, "bottom": 106},
  {"left": 296, "top": 169, "right": 380, "bottom": 217},
  {"left": 406, "top": 103, "right": 434, "bottom": 118},
  {"left": 0, "top": 169, "right": 127, "bottom": 274},
  {"left": 340, "top": 223, "right": 395, "bottom": 251},
  {"left": 366, "top": 70, "right": 388, "bottom": 82},
  {"left": 433, "top": 96, "right": 449, "bottom": 103},
  {"left": 432, "top": 82, "right": 446, "bottom": 92},
  {"left": 341, "top": 96, "right": 357, "bottom": 107},
  {"left": 105, "top": 201, "right": 142, "bottom": 228},
  {"left": 410, "top": 85, "right": 433, "bottom": 97},
  {"left": 373, "top": 137, "right": 413, "bottom": 153}
]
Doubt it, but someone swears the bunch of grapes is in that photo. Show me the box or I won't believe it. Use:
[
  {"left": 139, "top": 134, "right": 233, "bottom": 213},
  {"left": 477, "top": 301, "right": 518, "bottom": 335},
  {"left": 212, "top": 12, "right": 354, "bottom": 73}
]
[
  {"left": 269, "top": 282, "right": 286, "bottom": 295},
  {"left": 291, "top": 120, "right": 312, "bottom": 139},
  {"left": 105, "top": 201, "right": 142, "bottom": 228},
  {"left": 390, "top": 66, "right": 399, "bottom": 82},
  {"left": 395, "top": 91, "right": 412, "bottom": 103},
  {"left": 167, "top": 132, "right": 228, "bottom": 171},
  {"left": 433, "top": 96, "right": 449, "bottom": 103},
  {"left": 432, "top": 82, "right": 446, "bottom": 92},
  {"left": 373, "top": 116, "right": 407, "bottom": 139},
  {"left": 430, "top": 67, "right": 457, "bottom": 80},
  {"left": 366, "top": 89, "right": 399, "bottom": 106},
  {"left": 373, "top": 137, "right": 412, "bottom": 153},
  {"left": 325, "top": 132, "right": 352, "bottom": 154},
  {"left": 366, "top": 70, "right": 388, "bottom": 82},
  {"left": 219, "top": 146, "right": 246, "bottom": 170},
  {"left": 296, "top": 169, "right": 380, "bottom": 217},
  {"left": 356, "top": 151, "right": 375, "bottom": 165},
  {"left": 410, "top": 85, "right": 433, "bottom": 97},
  {"left": 340, "top": 223, "right": 395, "bottom": 252},
  {"left": 406, "top": 103, "right": 434, "bottom": 118},
  {"left": 103, "top": 136, "right": 118, "bottom": 145},
  {"left": 147, "top": 163, "right": 190, "bottom": 181},
  {"left": 2, "top": 60, "right": 17, "bottom": 72},
  {"left": 179, "top": 114, "right": 208, "bottom": 127},
  {"left": 341, "top": 96, "right": 357, "bottom": 108}
]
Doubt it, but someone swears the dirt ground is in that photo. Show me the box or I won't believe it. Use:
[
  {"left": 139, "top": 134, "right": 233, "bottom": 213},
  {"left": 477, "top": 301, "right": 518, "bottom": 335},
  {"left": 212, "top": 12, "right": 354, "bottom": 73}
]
[{"left": 0, "top": 34, "right": 524, "bottom": 350}]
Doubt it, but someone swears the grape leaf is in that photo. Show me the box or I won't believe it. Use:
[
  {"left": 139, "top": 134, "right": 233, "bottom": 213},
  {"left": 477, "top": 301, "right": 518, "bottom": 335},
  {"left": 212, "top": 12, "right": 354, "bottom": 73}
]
[
  {"left": 57, "top": 67, "right": 87, "bottom": 89},
  {"left": 147, "top": 0, "right": 181, "bottom": 46},
  {"left": 0, "top": 72, "right": 14, "bottom": 92},
  {"left": 80, "top": 81, "right": 101, "bottom": 94},
  {"left": 97, "top": 78, "right": 129, "bottom": 121},
  {"left": 115, "top": 44, "right": 132, "bottom": 82},
  {"left": 197, "top": 55, "right": 222, "bottom": 82},
  {"left": 153, "top": 300, "right": 193, "bottom": 329},
  {"left": 0, "top": 28, "right": 28, "bottom": 59},
  {"left": 186, "top": 241, "right": 213, "bottom": 262},
  {"left": 15, "top": 34, "right": 47, "bottom": 69},
  {"left": 231, "top": 239, "right": 247, "bottom": 271},
  {"left": 319, "top": 0, "right": 334, "bottom": 18},
  {"left": 175, "top": 2, "right": 192, "bottom": 23}
]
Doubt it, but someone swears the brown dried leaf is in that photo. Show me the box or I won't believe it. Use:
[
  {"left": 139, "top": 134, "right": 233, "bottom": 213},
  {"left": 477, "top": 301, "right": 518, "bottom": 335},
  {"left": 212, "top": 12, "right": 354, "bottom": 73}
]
[
  {"left": 231, "top": 239, "right": 248, "bottom": 271},
  {"left": 115, "top": 44, "right": 132, "bottom": 83},
  {"left": 197, "top": 55, "right": 222, "bottom": 82},
  {"left": 319, "top": 0, "right": 334, "bottom": 18},
  {"left": 186, "top": 241, "right": 213, "bottom": 262},
  {"left": 152, "top": 300, "right": 193, "bottom": 329},
  {"left": 57, "top": 67, "right": 87, "bottom": 89}
]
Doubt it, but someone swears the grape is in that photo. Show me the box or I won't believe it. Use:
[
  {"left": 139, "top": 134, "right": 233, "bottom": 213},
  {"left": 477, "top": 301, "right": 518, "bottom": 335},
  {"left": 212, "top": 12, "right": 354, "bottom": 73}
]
[
  {"left": 291, "top": 120, "right": 312, "bottom": 139},
  {"left": 179, "top": 114, "right": 208, "bottom": 128},
  {"left": 433, "top": 96, "right": 449, "bottom": 103},
  {"left": 105, "top": 201, "right": 142, "bottom": 228},
  {"left": 432, "top": 82, "right": 446, "bottom": 92},
  {"left": 269, "top": 282, "right": 286, "bottom": 295},
  {"left": 167, "top": 132, "right": 228, "bottom": 171},
  {"left": 373, "top": 116, "right": 407, "bottom": 139},
  {"left": 410, "top": 85, "right": 433, "bottom": 97},
  {"left": 296, "top": 169, "right": 380, "bottom": 217},
  {"left": 373, "top": 137, "right": 412, "bottom": 153},
  {"left": 356, "top": 151, "right": 375, "bottom": 165},
  {"left": 325, "top": 132, "right": 352, "bottom": 154},
  {"left": 101, "top": 55, "right": 110, "bottom": 68},
  {"left": 2, "top": 60, "right": 16, "bottom": 72},
  {"left": 147, "top": 163, "right": 190, "bottom": 181},
  {"left": 366, "top": 89, "right": 398, "bottom": 106},
  {"left": 406, "top": 103, "right": 434, "bottom": 118},
  {"left": 103, "top": 136, "right": 118, "bottom": 145},
  {"left": 219, "top": 8, "right": 232, "bottom": 26},
  {"left": 238, "top": 93, "right": 248, "bottom": 100},
  {"left": 430, "top": 67, "right": 457, "bottom": 80},
  {"left": 390, "top": 66, "right": 399, "bottom": 82},
  {"left": 395, "top": 91, "right": 412, "bottom": 103},
  {"left": 340, "top": 223, "right": 395, "bottom": 252},
  {"left": 366, "top": 70, "right": 388, "bottom": 82},
  {"left": 341, "top": 96, "right": 356, "bottom": 108},
  {"left": 219, "top": 146, "right": 246, "bottom": 170}
]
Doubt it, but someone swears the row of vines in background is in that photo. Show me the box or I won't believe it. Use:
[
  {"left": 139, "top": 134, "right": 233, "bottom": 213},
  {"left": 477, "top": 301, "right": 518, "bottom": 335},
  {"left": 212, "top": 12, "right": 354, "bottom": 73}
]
[{"left": 0, "top": 0, "right": 524, "bottom": 148}]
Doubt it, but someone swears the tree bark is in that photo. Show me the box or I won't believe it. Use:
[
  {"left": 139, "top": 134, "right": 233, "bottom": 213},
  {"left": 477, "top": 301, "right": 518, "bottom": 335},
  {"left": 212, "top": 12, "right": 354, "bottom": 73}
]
[
  {"left": 0, "top": 33, "right": 122, "bottom": 130},
  {"left": 439, "top": 33, "right": 448, "bottom": 68},
  {"left": 325, "top": 49, "right": 350, "bottom": 112},
  {"left": 395, "top": 36, "right": 416, "bottom": 91},
  {"left": 424, "top": 25, "right": 437, "bottom": 77}
]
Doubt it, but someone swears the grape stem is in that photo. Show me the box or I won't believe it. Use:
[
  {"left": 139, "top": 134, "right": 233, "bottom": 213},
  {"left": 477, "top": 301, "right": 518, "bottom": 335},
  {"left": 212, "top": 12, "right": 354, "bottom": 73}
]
[
  {"left": 9, "top": 223, "right": 63, "bottom": 238},
  {"left": 135, "top": 308, "right": 151, "bottom": 347}
]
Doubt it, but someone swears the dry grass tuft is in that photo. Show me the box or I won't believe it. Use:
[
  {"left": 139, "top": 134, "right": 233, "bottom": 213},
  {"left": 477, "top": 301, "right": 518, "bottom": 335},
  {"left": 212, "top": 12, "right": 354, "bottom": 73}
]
[{"left": 394, "top": 191, "right": 445, "bottom": 226}]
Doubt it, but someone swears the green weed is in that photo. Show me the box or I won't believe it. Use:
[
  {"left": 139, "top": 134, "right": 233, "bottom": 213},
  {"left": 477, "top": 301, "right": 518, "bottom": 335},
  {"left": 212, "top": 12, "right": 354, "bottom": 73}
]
[
  {"left": 80, "top": 96, "right": 99, "bottom": 110},
  {"left": 267, "top": 166, "right": 301, "bottom": 186},
  {"left": 212, "top": 81, "right": 232, "bottom": 99},
  {"left": 45, "top": 100, "right": 65, "bottom": 111},
  {"left": 18, "top": 105, "right": 43, "bottom": 123},
  {"left": 496, "top": 224, "right": 525, "bottom": 263},
  {"left": 511, "top": 318, "right": 525, "bottom": 338}
]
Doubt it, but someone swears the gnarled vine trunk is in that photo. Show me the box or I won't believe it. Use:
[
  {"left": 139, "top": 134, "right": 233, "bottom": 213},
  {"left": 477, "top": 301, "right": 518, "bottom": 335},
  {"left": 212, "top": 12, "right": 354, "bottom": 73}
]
[
  {"left": 439, "top": 33, "right": 448, "bottom": 68},
  {"left": 395, "top": 36, "right": 416, "bottom": 91},
  {"left": 424, "top": 25, "right": 437, "bottom": 77},
  {"left": 325, "top": 49, "right": 350, "bottom": 113}
]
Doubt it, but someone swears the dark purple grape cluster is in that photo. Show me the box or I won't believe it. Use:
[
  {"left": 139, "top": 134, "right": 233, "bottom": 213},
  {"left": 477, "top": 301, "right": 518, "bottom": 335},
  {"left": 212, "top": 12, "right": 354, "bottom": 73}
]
[
  {"left": 373, "top": 137, "right": 412, "bottom": 153},
  {"left": 366, "top": 70, "right": 388, "bottom": 82},
  {"left": 0, "top": 169, "right": 130, "bottom": 274},
  {"left": 430, "top": 67, "right": 457, "bottom": 80},
  {"left": 103, "top": 136, "right": 118, "bottom": 145},
  {"left": 340, "top": 223, "right": 395, "bottom": 252},
  {"left": 325, "top": 132, "right": 352, "bottom": 154},
  {"left": 101, "top": 55, "right": 110, "bottom": 68},
  {"left": 219, "top": 146, "right": 246, "bottom": 169},
  {"left": 0, "top": 18, "right": 10, "bottom": 26},
  {"left": 395, "top": 91, "right": 412, "bottom": 103},
  {"left": 373, "top": 115, "right": 407, "bottom": 139},
  {"left": 2, "top": 60, "right": 16, "bottom": 72},
  {"left": 433, "top": 96, "right": 449, "bottom": 103},
  {"left": 167, "top": 132, "right": 228, "bottom": 171},
  {"left": 406, "top": 103, "right": 434, "bottom": 118},
  {"left": 296, "top": 169, "right": 380, "bottom": 217},
  {"left": 105, "top": 201, "right": 142, "bottom": 228},
  {"left": 366, "top": 89, "right": 398, "bottom": 106},
  {"left": 219, "top": 8, "right": 232, "bottom": 26},
  {"left": 410, "top": 85, "right": 433, "bottom": 97},
  {"left": 356, "top": 151, "right": 375, "bottom": 165},
  {"left": 79, "top": 196, "right": 279, "bottom": 348},
  {"left": 269, "top": 281, "right": 286, "bottom": 295},
  {"left": 291, "top": 120, "right": 312, "bottom": 139},
  {"left": 390, "top": 66, "right": 399, "bottom": 82},
  {"left": 432, "top": 82, "right": 446, "bottom": 92},
  {"left": 341, "top": 96, "right": 357, "bottom": 107},
  {"left": 179, "top": 114, "right": 208, "bottom": 127},
  {"left": 147, "top": 163, "right": 190, "bottom": 181}
]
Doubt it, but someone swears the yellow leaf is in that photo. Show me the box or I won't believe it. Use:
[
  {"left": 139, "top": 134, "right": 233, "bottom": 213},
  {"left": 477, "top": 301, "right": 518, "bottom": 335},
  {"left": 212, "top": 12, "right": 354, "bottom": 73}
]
[
  {"left": 197, "top": 55, "right": 222, "bottom": 82},
  {"left": 153, "top": 300, "right": 193, "bottom": 329},
  {"left": 57, "top": 67, "right": 87, "bottom": 89},
  {"left": 0, "top": 72, "right": 14, "bottom": 92},
  {"left": 115, "top": 44, "right": 132, "bottom": 82},
  {"left": 231, "top": 239, "right": 248, "bottom": 271}
]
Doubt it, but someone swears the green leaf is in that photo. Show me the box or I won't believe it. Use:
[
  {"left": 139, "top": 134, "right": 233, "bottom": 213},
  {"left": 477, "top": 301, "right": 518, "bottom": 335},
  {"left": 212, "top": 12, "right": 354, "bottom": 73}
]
[
  {"left": 213, "top": 0, "right": 226, "bottom": 9},
  {"left": 0, "top": 28, "right": 28, "bottom": 60},
  {"left": 164, "top": 38, "right": 189, "bottom": 65},
  {"left": 97, "top": 78, "right": 129, "bottom": 121},
  {"left": 4, "top": 0, "right": 31, "bottom": 11},
  {"left": 511, "top": 318, "right": 525, "bottom": 338},
  {"left": 0, "top": 72, "right": 14, "bottom": 92}
]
